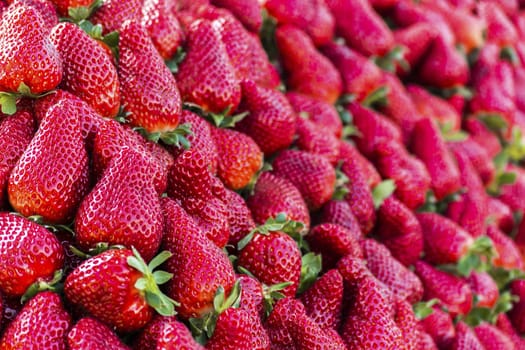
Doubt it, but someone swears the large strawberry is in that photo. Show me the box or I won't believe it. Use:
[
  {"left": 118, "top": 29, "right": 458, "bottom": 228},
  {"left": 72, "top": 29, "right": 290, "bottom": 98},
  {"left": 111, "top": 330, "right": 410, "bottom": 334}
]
[
  {"left": 135, "top": 315, "right": 205, "bottom": 349},
  {"left": 67, "top": 317, "right": 130, "bottom": 350},
  {"left": 49, "top": 22, "right": 120, "bottom": 118},
  {"left": 211, "top": 0, "right": 262, "bottom": 33},
  {"left": 75, "top": 147, "right": 164, "bottom": 262},
  {"left": 275, "top": 24, "right": 342, "bottom": 104},
  {"left": 0, "top": 292, "right": 70, "bottom": 349},
  {"left": 91, "top": 0, "right": 143, "bottom": 33},
  {"left": 8, "top": 99, "right": 89, "bottom": 224},
  {"left": 13, "top": 0, "right": 58, "bottom": 32}
]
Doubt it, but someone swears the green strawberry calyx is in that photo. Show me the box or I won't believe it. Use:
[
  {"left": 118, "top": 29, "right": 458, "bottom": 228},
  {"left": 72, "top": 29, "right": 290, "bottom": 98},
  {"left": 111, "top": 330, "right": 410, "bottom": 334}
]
[
  {"left": 456, "top": 236, "right": 497, "bottom": 277},
  {"left": 372, "top": 179, "right": 397, "bottom": 209},
  {"left": 297, "top": 252, "right": 322, "bottom": 295},
  {"left": 413, "top": 299, "right": 439, "bottom": 320},
  {"left": 21, "top": 269, "right": 64, "bottom": 304},
  {"left": 134, "top": 123, "right": 193, "bottom": 149},
  {"left": 0, "top": 83, "right": 55, "bottom": 115},
  {"left": 461, "top": 291, "right": 518, "bottom": 327},
  {"left": 127, "top": 247, "right": 179, "bottom": 317},
  {"left": 182, "top": 102, "right": 249, "bottom": 128}
]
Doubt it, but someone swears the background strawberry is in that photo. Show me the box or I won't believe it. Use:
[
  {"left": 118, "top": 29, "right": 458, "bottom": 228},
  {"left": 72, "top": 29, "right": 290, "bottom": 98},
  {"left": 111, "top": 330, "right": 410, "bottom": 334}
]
[
  {"left": 135, "top": 315, "right": 205, "bottom": 350},
  {"left": 91, "top": 0, "right": 142, "bottom": 33},
  {"left": 210, "top": 0, "right": 262, "bottom": 33}
]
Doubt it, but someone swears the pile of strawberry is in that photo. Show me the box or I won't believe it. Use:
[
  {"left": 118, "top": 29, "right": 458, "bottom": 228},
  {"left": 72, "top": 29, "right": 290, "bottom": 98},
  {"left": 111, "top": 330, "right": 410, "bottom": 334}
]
[{"left": 4, "top": 0, "right": 525, "bottom": 348}]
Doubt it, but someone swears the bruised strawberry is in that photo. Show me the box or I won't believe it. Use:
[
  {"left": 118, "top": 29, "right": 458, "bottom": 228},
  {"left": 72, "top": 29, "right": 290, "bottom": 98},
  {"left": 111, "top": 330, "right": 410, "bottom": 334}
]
[
  {"left": 452, "top": 322, "right": 485, "bottom": 350},
  {"left": 67, "top": 317, "right": 130, "bottom": 350},
  {"left": 235, "top": 80, "right": 296, "bottom": 156},
  {"left": 136, "top": 315, "right": 205, "bottom": 350},
  {"left": 337, "top": 141, "right": 382, "bottom": 188},
  {"left": 211, "top": 0, "right": 262, "bottom": 32},
  {"left": 295, "top": 115, "right": 340, "bottom": 164},
  {"left": 176, "top": 19, "right": 240, "bottom": 114},
  {"left": 91, "top": 0, "right": 142, "bottom": 33},
  {"left": 393, "top": 23, "right": 438, "bottom": 73},
  {"left": 141, "top": 0, "right": 184, "bottom": 59}
]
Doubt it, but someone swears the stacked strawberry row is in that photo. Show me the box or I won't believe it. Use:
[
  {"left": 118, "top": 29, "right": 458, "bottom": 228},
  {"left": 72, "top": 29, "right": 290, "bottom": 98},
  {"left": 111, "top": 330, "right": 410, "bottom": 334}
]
[{"left": 2, "top": 0, "right": 525, "bottom": 348}]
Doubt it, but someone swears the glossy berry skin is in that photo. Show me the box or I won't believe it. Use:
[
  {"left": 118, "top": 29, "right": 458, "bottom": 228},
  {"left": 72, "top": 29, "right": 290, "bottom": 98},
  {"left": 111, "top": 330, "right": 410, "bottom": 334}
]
[
  {"left": 226, "top": 189, "right": 256, "bottom": 248},
  {"left": 315, "top": 200, "right": 362, "bottom": 235},
  {"left": 67, "top": 317, "right": 130, "bottom": 350},
  {"left": 91, "top": 0, "right": 143, "bottom": 33},
  {"left": 393, "top": 23, "right": 438, "bottom": 73},
  {"left": 8, "top": 100, "right": 90, "bottom": 224},
  {"left": 0, "top": 213, "right": 64, "bottom": 297},
  {"left": 338, "top": 141, "right": 381, "bottom": 188},
  {"left": 135, "top": 316, "right": 205, "bottom": 350},
  {"left": 0, "top": 292, "right": 71, "bottom": 349},
  {"left": 394, "top": 298, "right": 422, "bottom": 350},
  {"left": 0, "top": 2, "right": 62, "bottom": 94},
  {"left": 49, "top": 22, "right": 120, "bottom": 118},
  {"left": 50, "top": 0, "right": 95, "bottom": 16}
]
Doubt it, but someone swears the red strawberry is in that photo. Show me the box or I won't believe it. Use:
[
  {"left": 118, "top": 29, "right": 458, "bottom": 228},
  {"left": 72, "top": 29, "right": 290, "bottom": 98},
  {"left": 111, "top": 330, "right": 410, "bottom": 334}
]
[
  {"left": 325, "top": 0, "right": 394, "bottom": 56},
  {"left": 373, "top": 140, "right": 431, "bottom": 210},
  {"left": 466, "top": 271, "right": 499, "bottom": 309},
  {"left": 0, "top": 292, "right": 70, "bottom": 349},
  {"left": 75, "top": 148, "right": 164, "bottom": 262},
  {"left": 0, "top": 213, "right": 64, "bottom": 297},
  {"left": 393, "top": 23, "right": 438, "bottom": 73},
  {"left": 65, "top": 247, "right": 177, "bottom": 332},
  {"left": 487, "top": 225, "right": 524, "bottom": 270},
  {"left": 464, "top": 117, "right": 502, "bottom": 158},
  {"left": 0, "top": 2, "right": 62, "bottom": 98},
  {"left": 246, "top": 172, "right": 310, "bottom": 232},
  {"left": 286, "top": 91, "right": 342, "bottom": 139},
  {"left": 448, "top": 137, "right": 496, "bottom": 186},
  {"left": 0, "top": 110, "right": 34, "bottom": 210},
  {"left": 13, "top": 0, "right": 58, "bottom": 32},
  {"left": 509, "top": 280, "right": 525, "bottom": 333},
  {"left": 49, "top": 22, "right": 120, "bottom": 118},
  {"left": 307, "top": 223, "right": 363, "bottom": 270},
  {"left": 375, "top": 197, "right": 424, "bottom": 267},
  {"left": 225, "top": 189, "right": 256, "bottom": 248},
  {"left": 420, "top": 331, "right": 439, "bottom": 350},
  {"left": 478, "top": 1, "right": 518, "bottom": 48},
  {"left": 8, "top": 99, "right": 89, "bottom": 224},
  {"left": 0, "top": 0, "right": 6, "bottom": 13},
  {"left": 321, "top": 42, "right": 383, "bottom": 103},
  {"left": 211, "top": 126, "right": 262, "bottom": 190},
  {"left": 337, "top": 141, "right": 382, "bottom": 188},
  {"left": 295, "top": 115, "right": 339, "bottom": 164},
  {"left": 300, "top": 269, "right": 343, "bottom": 330},
  {"left": 420, "top": 306, "right": 456, "bottom": 349},
  {"left": 315, "top": 199, "right": 362, "bottom": 234},
  {"left": 235, "top": 80, "right": 296, "bottom": 156},
  {"left": 67, "top": 317, "right": 130, "bottom": 350},
  {"left": 141, "top": 0, "right": 184, "bottom": 59},
  {"left": 275, "top": 24, "right": 342, "bottom": 104},
  {"left": 361, "top": 239, "right": 423, "bottom": 303},
  {"left": 176, "top": 19, "right": 241, "bottom": 114},
  {"left": 136, "top": 315, "right": 205, "bottom": 350},
  {"left": 48, "top": 0, "right": 94, "bottom": 16},
  {"left": 237, "top": 274, "right": 264, "bottom": 316},
  {"left": 414, "top": 260, "right": 473, "bottom": 318},
  {"left": 210, "top": 0, "right": 261, "bottom": 32},
  {"left": 91, "top": 0, "right": 142, "bottom": 33},
  {"left": 161, "top": 197, "right": 235, "bottom": 319},
  {"left": 452, "top": 322, "right": 485, "bottom": 350},
  {"left": 498, "top": 164, "right": 525, "bottom": 212},
  {"left": 496, "top": 313, "right": 525, "bottom": 350},
  {"left": 475, "top": 323, "right": 517, "bottom": 350},
  {"left": 394, "top": 298, "right": 422, "bottom": 350},
  {"left": 487, "top": 199, "right": 515, "bottom": 234},
  {"left": 272, "top": 150, "right": 336, "bottom": 211}
]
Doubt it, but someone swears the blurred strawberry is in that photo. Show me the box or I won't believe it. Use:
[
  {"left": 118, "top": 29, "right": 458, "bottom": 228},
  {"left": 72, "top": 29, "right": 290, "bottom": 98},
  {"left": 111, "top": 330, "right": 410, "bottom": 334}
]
[
  {"left": 464, "top": 118, "right": 502, "bottom": 158},
  {"left": 315, "top": 200, "right": 362, "bottom": 235},
  {"left": 49, "top": 0, "right": 94, "bottom": 17},
  {"left": 295, "top": 115, "right": 340, "bottom": 165},
  {"left": 486, "top": 198, "right": 515, "bottom": 234},
  {"left": 420, "top": 306, "right": 456, "bottom": 349},
  {"left": 394, "top": 298, "right": 422, "bottom": 350},
  {"left": 487, "top": 225, "right": 524, "bottom": 270},
  {"left": 466, "top": 271, "right": 499, "bottom": 309},
  {"left": 393, "top": 23, "right": 438, "bottom": 74},
  {"left": 67, "top": 317, "right": 130, "bottom": 350},
  {"left": 475, "top": 322, "right": 517, "bottom": 350},
  {"left": 498, "top": 164, "right": 525, "bottom": 212},
  {"left": 337, "top": 141, "right": 382, "bottom": 188},
  {"left": 496, "top": 313, "right": 525, "bottom": 350},
  {"left": 452, "top": 322, "right": 485, "bottom": 350},
  {"left": 136, "top": 316, "right": 205, "bottom": 350},
  {"left": 211, "top": 0, "right": 261, "bottom": 32},
  {"left": 91, "top": 0, "right": 142, "bottom": 33},
  {"left": 478, "top": 1, "right": 518, "bottom": 49},
  {"left": 447, "top": 137, "right": 496, "bottom": 186}
]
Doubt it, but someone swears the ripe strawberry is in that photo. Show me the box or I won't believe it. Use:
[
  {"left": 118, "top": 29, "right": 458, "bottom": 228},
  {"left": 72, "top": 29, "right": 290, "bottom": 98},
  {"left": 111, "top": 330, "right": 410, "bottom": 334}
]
[
  {"left": 211, "top": 127, "right": 262, "bottom": 190},
  {"left": 448, "top": 137, "right": 496, "bottom": 186},
  {"left": 373, "top": 140, "right": 431, "bottom": 210},
  {"left": 420, "top": 331, "right": 439, "bottom": 350},
  {"left": 414, "top": 260, "right": 473, "bottom": 318},
  {"left": 272, "top": 150, "right": 336, "bottom": 211},
  {"left": 452, "top": 322, "right": 485, "bottom": 350},
  {"left": 49, "top": 22, "right": 120, "bottom": 118},
  {"left": 136, "top": 315, "right": 205, "bottom": 350},
  {"left": 478, "top": 1, "right": 518, "bottom": 48},
  {"left": 0, "top": 292, "right": 70, "bottom": 349},
  {"left": 475, "top": 323, "right": 517, "bottom": 350},
  {"left": 75, "top": 148, "right": 164, "bottom": 262},
  {"left": 48, "top": 0, "right": 94, "bottom": 16},
  {"left": 325, "top": 0, "right": 394, "bottom": 56},
  {"left": 237, "top": 274, "right": 264, "bottom": 316},
  {"left": 321, "top": 42, "right": 383, "bottom": 103},
  {"left": 393, "top": 23, "right": 438, "bottom": 73},
  {"left": 0, "top": 110, "right": 34, "bottom": 210},
  {"left": 295, "top": 115, "right": 340, "bottom": 165},
  {"left": 487, "top": 225, "right": 524, "bottom": 270},
  {"left": 67, "top": 317, "right": 130, "bottom": 350},
  {"left": 161, "top": 197, "right": 235, "bottom": 319},
  {"left": 394, "top": 298, "right": 422, "bottom": 350},
  {"left": 496, "top": 313, "right": 525, "bottom": 350},
  {"left": 464, "top": 117, "right": 502, "bottom": 158},
  {"left": 226, "top": 189, "right": 255, "bottom": 248},
  {"left": 487, "top": 199, "right": 514, "bottom": 234},
  {"left": 8, "top": 100, "right": 89, "bottom": 224},
  {"left": 498, "top": 164, "right": 525, "bottom": 212},
  {"left": 235, "top": 80, "right": 296, "bottom": 156},
  {"left": 0, "top": 2, "right": 62, "bottom": 95},
  {"left": 362, "top": 239, "right": 423, "bottom": 303},
  {"left": 466, "top": 271, "right": 499, "bottom": 309},
  {"left": 509, "top": 280, "right": 525, "bottom": 333},
  {"left": 375, "top": 197, "right": 424, "bottom": 267},
  {"left": 176, "top": 19, "right": 240, "bottom": 114},
  {"left": 211, "top": 0, "right": 262, "bottom": 32},
  {"left": 91, "top": 0, "right": 142, "bottom": 33},
  {"left": 315, "top": 199, "right": 362, "bottom": 234},
  {"left": 307, "top": 223, "right": 363, "bottom": 270},
  {"left": 14, "top": 0, "right": 58, "bottom": 32},
  {"left": 420, "top": 306, "right": 456, "bottom": 349},
  {"left": 286, "top": 91, "right": 342, "bottom": 138},
  {"left": 337, "top": 141, "right": 382, "bottom": 188},
  {"left": 275, "top": 24, "right": 342, "bottom": 104}
]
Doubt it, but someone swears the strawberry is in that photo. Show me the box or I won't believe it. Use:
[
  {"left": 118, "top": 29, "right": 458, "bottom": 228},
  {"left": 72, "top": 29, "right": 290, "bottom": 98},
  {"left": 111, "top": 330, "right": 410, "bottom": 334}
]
[
  {"left": 67, "top": 317, "right": 130, "bottom": 350},
  {"left": 161, "top": 197, "right": 235, "bottom": 319},
  {"left": 475, "top": 322, "right": 517, "bottom": 350},
  {"left": 420, "top": 331, "right": 439, "bottom": 350},
  {"left": 136, "top": 315, "right": 205, "bottom": 350},
  {"left": 211, "top": 126, "right": 262, "bottom": 190},
  {"left": 75, "top": 148, "right": 164, "bottom": 262},
  {"left": 286, "top": 92, "right": 342, "bottom": 139},
  {"left": 509, "top": 280, "right": 525, "bottom": 333},
  {"left": 464, "top": 117, "right": 502, "bottom": 158},
  {"left": 226, "top": 189, "right": 256, "bottom": 248},
  {"left": 288, "top": 310, "right": 347, "bottom": 349},
  {"left": 299, "top": 269, "right": 343, "bottom": 330},
  {"left": 235, "top": 80, "right": 296, "bottom": 156},
  {"left": 325, "top": 0, "right": 394, "bottom": 56},
  {"left": 477, "top": 1, "right": 518, "bottom": 49},
  {"left": 498, "top": 164, "right": 525, "bottom": 212},
  {"left": 375, "top": 197, "right": 424, "bottom": 267},
  {"left": 448, "top": 137, "right": 496, "bottom": 186},
  {"left": 49, "top": 22, "right": 120, "bottom": 118},
  {"left": 275, "top": 24, "right": 342, "bottom": 104},
  {"left": 496, "top": 313, "right": 525, "bottom": 350},
  {"left": 0, "top": 292, "right": 70, "bottom": 349},
  {"left": 321, "top": 42, "right": 384, "bottom": 103},
  {"left": 373, "top": 140, "right": 431, "bottom": 210},
  {"left": 237, "top": 274, "right": 264, "bottom": 316},
  {"left": 466, "top": 271, "right": 499, "bottom": 309},
  {"left": 361, "top": 239, "right": 423, "bottom": 303},
  {"left": 48, "top": 0, "right": 94, "bottom": 16},
  {"left": 393, "top": 23, "right": 438, "bottom": 73},
  {"left": 337, "top": 141, "right": 382, "bottom": 188},
  {"left": 14, "top": 0, "right": 58, "bottom": 32},
  {"left": 175, "top": 19, "right": 241, "bottom": 114},
  {"left": 452, "top": 322, "right": 485, "bottom": 350},
  {"left": 315, "top": 200, "right": 362, "bottom": 234},
  {"left": 65, "top": 247, "right": 177, "bottom": 332},
  {"left": 487, "top": 199, "right": 515, "bottom": 234},
  {"left": 295, "top": 115, "right": 340, "bottom": 165},
  {"left": 514, "top": 65, "right": 525, "bottom": 112},
  {"left": 8, "top": 99, "right": 89, "bottom": 224},
  {"left": 272, "top": 150, "right": 336, "bottom": 211},
  {"left": 0, "top": 213, "right": 63, "bottom": 297},
  {"left": 0, "top": 2, "right": 62, "bottom": 97},
  {"left": 487, "top": 225, "right": 524, "bottom": 270},
  {"left": 420, "top": 306, "right": 456, "bottom": 349},
  {"left": 394, "top": 298, "right": 422, "bottom": 350},
  {"left": 0, "top": 110, "right": 35, "bottom": 210},
  {"left": 414, "top": 260, "right": 473, "bottom": 318},
  {"left": 307, "top": 223, "right": 363, "bottom": 270},
  {"left": 210, "top": 0, "right": 262, "bottom": 32},
  {"left": 91, "top": 0, "right": 142, "bottom": 33}
]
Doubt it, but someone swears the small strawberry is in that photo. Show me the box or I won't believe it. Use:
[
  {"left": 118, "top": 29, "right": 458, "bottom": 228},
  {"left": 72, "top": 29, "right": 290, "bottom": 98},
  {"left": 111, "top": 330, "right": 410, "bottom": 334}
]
[
  {"left": 295, "top": 115, "right": 340, "bottom": 165},
  {"left": 466, "top": 271, "right": 499, "bottom": 309},
  {"left": 67, "top": 317, "right": 130, "bottom": 350},
  {"left": 486, "top": 225, "right": 524, "bottom": 270},
  {"left": 49, "top": 22, "right": 120, "bottom": 118},
  {"left": 226, "top": 189, "right": 256, "bottom": 248},
  {"left": 272, "top": 150, "right": 336, "bottom": 211},
  {"left": 0, "top": 292, "right": 70, "bottom": 349},
  {"left": 452, "top": 322, "right": 485, "bottom": 350},
  {"left": 135, "top": 315, "right": 205, "bottom": 350},
  {"left": 486, "top": 199, "right": 515, "bottom": 234},
  {"left": 176, "top": 19, "right": 241, "bottom": 114},
  {"left": 236, "top": 274, "right": 264, "bottom": 316},
  {"left": 337, "top": 141, "right": 382, "bottom": 188},
  {"left": 91, "top": 0, "right": 142, "bottom": 33},
  {"left": 420, "top": 306, "right": 456, "bottom": 349},
  {"left": 475, "top": 322, "right": 517, "bottom": 350},
  {"left": 315, "top": 200, "right": 362, "bottom": 234},
  {"left": 235, "top": 80, "right": 296, "bottom": 156},
  {"left": 8, "top": 99, "right": 89, "bottom": 224},
  {"left": 464, "top": 117, "right": 502, "bottom": 158},
  {"left": 393, "top": 23, "right": 438, "bottom": 74},
  {"left": 210, "top": 0, "right": 262, "bottom": 32}
]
